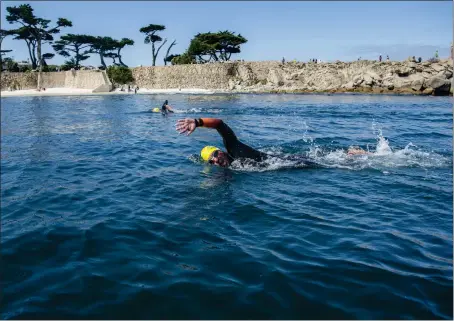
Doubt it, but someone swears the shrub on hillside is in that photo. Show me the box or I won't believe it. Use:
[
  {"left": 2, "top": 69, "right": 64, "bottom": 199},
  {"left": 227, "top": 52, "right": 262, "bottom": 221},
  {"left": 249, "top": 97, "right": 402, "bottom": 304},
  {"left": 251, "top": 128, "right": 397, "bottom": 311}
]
[
  {"left": 172, "top": 53, "right": 196, "bottom": 65},
  {"left": 107, "top": 66, "right": 134, "bottom": 85}
]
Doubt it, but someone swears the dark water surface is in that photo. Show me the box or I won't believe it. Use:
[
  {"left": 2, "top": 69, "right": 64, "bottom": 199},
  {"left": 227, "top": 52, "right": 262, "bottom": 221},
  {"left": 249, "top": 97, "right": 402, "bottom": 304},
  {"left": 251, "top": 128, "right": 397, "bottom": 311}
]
[{"left": 1, "top": 93, "right": 452, "bottom": 319}]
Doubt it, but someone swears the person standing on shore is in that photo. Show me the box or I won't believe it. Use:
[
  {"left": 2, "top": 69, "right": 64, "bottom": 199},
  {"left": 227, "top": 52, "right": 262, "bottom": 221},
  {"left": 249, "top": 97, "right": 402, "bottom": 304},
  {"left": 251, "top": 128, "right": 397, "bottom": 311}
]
[
  {"left": 386, "top": 55, "right": 390, "bottom": 62},
  {"left": 379, "top": 54, "right": 382, "bottom": 62}
]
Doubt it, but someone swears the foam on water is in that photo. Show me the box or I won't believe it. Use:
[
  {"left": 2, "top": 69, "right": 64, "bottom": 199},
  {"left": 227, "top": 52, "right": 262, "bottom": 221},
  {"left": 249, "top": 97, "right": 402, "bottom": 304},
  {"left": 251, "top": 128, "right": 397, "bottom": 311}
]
[
  {"left": 174, "top": 108, "right": 223, "bottom": 114},
  {"left": 203, "top": 123, "right": 452, "bottom": 172}
]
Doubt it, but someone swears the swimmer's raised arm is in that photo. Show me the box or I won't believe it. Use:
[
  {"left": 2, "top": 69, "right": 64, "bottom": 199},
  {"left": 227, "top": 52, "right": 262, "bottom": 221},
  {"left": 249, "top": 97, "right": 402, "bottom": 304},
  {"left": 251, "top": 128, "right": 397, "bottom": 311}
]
[{"left": 176, "top": 118, "right": 238, "bottom": 143}]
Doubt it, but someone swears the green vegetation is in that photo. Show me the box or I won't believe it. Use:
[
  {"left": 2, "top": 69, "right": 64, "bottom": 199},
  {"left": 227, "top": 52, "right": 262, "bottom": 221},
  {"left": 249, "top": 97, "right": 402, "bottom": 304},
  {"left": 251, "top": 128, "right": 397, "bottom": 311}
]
[
  {"left": 173, "top": 31, "right": 247, "bottom": 65},
  {"left": 107, "top": 65, "right": 134, "bottom": 85},
  {"left": 139, "top": 24, "right": 167, "bottom": 66},
  {"left": 52, "top": 34, "right": 93, "bottom": 69},
  {"left": 0, "top": 29, "right": 14, "bottom": 66},
  {"left": 2, "top": 3, "right": 247, "bottom": 74},
  {"left": 6, "top": 4, "right": 72, "bottom": 88}
]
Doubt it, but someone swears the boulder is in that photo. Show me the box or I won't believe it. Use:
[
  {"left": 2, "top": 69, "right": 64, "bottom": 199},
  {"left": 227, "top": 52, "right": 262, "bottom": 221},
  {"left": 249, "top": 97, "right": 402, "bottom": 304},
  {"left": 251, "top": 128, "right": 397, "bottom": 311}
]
[
  {"left": 396, "top": 68, "right": 412, "bottom": 77},
  {"left": 382, "top": 80, "right": 395, "bottom": 90},
  {"left": 343, "top": 81, "right": 355, "bottom": 90},
  {"left": 267, "top": 69, "right": 285, "bottom": 86},
  {"left": 422, "top": 87, "right": 434, "bottom": 95},
  {"left": 415, "top": 66, "right": 423, "bottom": 72},
  {"left": 426, "top": 76, "right": 450, "bottom": 90},
  {"left": 437, "top": 70, "right": 453, "bottom": 79},
  {"left": 426, "top": 76, "right": 451, "bottom": 95},
  {"left": 431, "top": 63, "right": 445, "bottom": 72},
  {"left": 407, "top": 62, "right": 417, "bottom": 69},
  {"left": 352, "top": 75, "right": 363, "bottom": 86},
  {"left": 228, "top": 79, "right": 236, "bottom": 90},
  {"left": 363, "top": 74, "right": 374, "bottom": 86},
  {"left": 411, "top": 79, "right": 424, "bottom": 91}
]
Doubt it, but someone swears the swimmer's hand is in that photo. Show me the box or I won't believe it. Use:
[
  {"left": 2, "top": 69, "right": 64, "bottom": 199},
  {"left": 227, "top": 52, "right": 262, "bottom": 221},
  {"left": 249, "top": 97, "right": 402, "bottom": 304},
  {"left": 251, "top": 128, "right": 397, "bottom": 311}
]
[{"left": 176, "top": 118, "right": 197, "bottom": 136}]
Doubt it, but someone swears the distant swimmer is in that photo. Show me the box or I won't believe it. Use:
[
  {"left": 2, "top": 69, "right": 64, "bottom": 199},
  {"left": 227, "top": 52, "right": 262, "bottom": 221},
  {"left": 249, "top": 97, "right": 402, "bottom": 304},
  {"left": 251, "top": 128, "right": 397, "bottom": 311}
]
[
  {"left": 176, "top": 117, "right": 320, "bottom": 168},
  {"left": 161, "top": 100, "right": 175, "bottom": 114}
]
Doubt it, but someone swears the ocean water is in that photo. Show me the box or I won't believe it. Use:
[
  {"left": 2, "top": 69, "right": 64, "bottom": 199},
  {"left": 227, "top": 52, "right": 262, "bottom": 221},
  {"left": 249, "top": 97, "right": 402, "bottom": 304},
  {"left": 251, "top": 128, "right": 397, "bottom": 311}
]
[{"left": 1, "top": 93, "right": 452, "bottom": 319}]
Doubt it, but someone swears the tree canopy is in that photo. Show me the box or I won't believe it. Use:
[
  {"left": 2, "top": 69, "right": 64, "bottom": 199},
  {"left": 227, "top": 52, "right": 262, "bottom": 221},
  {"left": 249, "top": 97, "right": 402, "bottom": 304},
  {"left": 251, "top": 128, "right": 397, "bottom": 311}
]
[
  {"left": 0, "top": 29, "right": 15, "bottom": 64},
  {"left": 6, "top": 4, "right": 71, "bottom": 87},
  {"left": 140, "top": 24, "right": 167, "bottom": 66},
  {"left": 114, "top": 38, "right": 134, "bottom": 67},
  {"left": 52, "top": 34, "right": 94, "bottom": 69},
  {"left": 187, "top": 31, "right": 247, "bottom": 63},
  {"left": 87, "top": 36, "right": 118, "bottom": 68}
]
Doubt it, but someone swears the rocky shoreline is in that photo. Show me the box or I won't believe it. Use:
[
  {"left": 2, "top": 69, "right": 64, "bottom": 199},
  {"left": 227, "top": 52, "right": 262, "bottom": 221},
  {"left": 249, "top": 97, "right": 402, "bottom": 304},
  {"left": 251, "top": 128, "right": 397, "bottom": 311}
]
[
  {"left": 130, "top": 59, "right": 453, "bottom": 96},
  {"left": 2, "top": 59, "right": 453, "bottom": 96},
  {"left": 233, "top": 59, "right": 452, "bottom": 96}
]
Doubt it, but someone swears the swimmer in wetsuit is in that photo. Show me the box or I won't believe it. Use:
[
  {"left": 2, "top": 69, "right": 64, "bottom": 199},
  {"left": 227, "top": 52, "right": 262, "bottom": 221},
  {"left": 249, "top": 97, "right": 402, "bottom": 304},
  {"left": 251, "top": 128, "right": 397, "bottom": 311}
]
[
  {"left": 176, "top": 118, "right": 319, "bottom": 168},
  {"left": 161, "top": 100, "right": 175, "bottom": 114}
]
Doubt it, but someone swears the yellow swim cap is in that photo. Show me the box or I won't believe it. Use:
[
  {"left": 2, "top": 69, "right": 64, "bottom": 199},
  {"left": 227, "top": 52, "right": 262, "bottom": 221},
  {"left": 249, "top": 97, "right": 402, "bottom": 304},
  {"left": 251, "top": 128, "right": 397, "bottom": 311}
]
[
  {"left": 200, "top": 146, "right": 220, "bottom": 161},
  {"left": 152, "top": 107, "right": 160, "bottom": 112}
]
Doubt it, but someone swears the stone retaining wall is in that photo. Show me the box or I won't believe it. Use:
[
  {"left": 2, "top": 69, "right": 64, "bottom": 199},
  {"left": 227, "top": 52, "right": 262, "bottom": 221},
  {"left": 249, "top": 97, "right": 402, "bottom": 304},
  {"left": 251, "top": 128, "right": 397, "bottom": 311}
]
[{"left": 1, "top": 70, "right": 112, "bottom": 92}]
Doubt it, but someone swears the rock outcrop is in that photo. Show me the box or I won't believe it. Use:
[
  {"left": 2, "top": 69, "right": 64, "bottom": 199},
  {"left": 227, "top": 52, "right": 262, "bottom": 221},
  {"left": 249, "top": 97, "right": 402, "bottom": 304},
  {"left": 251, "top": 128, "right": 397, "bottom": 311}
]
[
  {"left": 2, "top": 59, "right": 452, "bottom": 96},
  {"left": 130, "top": 59, "right": 452, "bottom": 96}
]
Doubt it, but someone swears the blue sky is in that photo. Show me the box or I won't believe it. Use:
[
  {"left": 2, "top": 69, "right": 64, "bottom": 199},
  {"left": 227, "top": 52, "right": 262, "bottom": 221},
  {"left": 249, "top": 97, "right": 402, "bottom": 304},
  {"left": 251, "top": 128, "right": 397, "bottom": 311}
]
[{"left": 1, "top": 1, "right": 452, "bottom": 67}]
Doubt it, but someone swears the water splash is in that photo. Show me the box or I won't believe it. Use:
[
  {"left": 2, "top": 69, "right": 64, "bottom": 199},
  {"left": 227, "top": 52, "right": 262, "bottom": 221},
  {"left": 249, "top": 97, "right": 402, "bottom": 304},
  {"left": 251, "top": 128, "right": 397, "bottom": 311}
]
[
  {"left": 193, "top": 123, "right": 451, "bottom": 172},
  {"left": 174, "top": 108, "right": 223, "bottom": 114}
]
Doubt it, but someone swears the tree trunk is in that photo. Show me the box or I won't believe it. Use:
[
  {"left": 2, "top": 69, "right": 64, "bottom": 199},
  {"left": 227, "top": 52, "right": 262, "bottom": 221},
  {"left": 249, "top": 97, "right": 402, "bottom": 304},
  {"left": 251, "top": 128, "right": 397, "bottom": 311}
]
[
  {"left": 24, "top": 40, "right": 36, "bottom": 69},
  {"left": 152, "top": 42, "right": 156, "bottom": 66},
  {"left": 31, "top": 42, "right": 37, "bottom": 69},
  {"left": 37, "top": 38, "right": 42, "bottom": 90},
  {"left": 99, "top": 52, "right": 106, "bottom": 69},
  {"left": 164, "top": 40, "right": 177, "bottom": 66},
  {"left": 153, "top": 39, "right": 167, "bottom": 66},
  {"left": 75, "top": 45, "right": 80, "bottom": 68},
  {"left": 118, "top": 48, "right": 127, "bottom": 67}
]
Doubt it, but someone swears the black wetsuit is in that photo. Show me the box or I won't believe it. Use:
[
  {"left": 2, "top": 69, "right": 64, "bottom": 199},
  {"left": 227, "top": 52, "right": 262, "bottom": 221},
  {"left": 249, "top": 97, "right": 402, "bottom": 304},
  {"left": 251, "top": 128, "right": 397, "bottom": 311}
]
[
  {"left": 204, "top": 119, "right": 319, "bottom": 167},
  {"left": 161, "top": 100, "right": 174, "bottom": 114}
]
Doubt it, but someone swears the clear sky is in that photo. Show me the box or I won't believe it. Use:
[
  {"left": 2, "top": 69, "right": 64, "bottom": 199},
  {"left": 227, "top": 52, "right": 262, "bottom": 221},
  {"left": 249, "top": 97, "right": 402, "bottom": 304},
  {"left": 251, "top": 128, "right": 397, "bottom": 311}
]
[{"left": 1, "top": 1, "right": 452, "bottom": 67}]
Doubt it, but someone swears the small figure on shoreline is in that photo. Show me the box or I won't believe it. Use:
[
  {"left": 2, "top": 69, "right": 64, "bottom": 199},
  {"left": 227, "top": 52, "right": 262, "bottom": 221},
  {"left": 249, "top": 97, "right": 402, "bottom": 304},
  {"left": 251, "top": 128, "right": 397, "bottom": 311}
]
[
  {"left": 282, "top": 57, "right": 285, "bottom": 64},
  {"left": 379, "top": 54, "right": 382, "bottom": 62},
  {"left": 386, "top": 55, "right": 390, "bottom": 62},
  {"left": 418, "top": 57, "right": 422, "bottom": 63}
]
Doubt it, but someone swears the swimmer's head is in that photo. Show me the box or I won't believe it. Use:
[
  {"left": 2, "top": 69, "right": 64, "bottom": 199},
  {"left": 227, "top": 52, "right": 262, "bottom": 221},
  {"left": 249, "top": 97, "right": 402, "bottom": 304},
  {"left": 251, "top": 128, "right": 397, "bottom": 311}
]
[{"left": 200, "top": 146, "right": 230, "bottom": 167}]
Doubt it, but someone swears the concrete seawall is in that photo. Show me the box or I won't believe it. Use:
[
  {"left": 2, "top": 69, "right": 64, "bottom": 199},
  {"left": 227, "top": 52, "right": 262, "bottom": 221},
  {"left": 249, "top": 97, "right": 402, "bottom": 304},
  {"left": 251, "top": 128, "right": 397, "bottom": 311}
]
[{"left": 1, "top": 70, "right": 112, "bottom": 92}]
